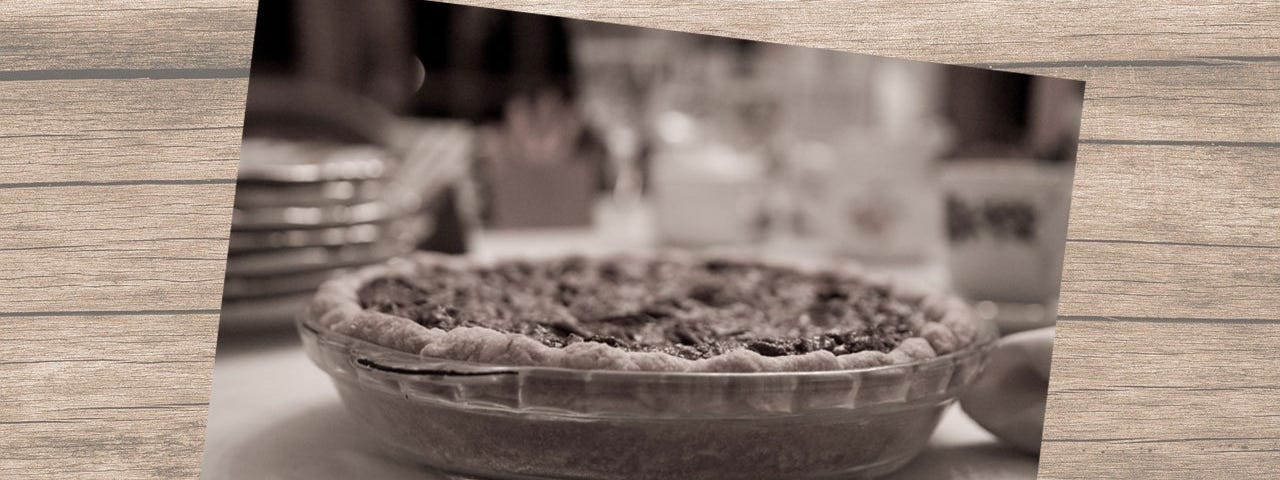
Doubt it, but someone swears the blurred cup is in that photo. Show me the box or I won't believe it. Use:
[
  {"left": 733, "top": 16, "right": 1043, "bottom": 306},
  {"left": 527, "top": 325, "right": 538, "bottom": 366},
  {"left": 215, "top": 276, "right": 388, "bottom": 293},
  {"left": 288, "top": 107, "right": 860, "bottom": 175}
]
[
  {"left": 651, "top": 143, "right": 767, "bottom": 247},
  {"left": 802, "top": 126, "right": 949, "bottom": 265},
  {"left": 942, "top": 159, "right": 1074, "bottom": 332}
]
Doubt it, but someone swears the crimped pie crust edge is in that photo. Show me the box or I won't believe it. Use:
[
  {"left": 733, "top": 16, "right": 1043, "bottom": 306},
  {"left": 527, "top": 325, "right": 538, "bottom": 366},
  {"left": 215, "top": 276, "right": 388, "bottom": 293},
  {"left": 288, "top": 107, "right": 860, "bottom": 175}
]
[{"left": 302, "top": 252, "right": 982, "bottom": 373}]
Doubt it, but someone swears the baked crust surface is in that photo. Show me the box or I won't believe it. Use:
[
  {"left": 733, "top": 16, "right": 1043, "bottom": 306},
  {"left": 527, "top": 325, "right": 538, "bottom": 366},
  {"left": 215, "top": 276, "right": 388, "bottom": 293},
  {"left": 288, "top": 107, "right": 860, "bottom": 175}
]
[{"left": 305, "top": 252, "right": 980, "bottom": 373}]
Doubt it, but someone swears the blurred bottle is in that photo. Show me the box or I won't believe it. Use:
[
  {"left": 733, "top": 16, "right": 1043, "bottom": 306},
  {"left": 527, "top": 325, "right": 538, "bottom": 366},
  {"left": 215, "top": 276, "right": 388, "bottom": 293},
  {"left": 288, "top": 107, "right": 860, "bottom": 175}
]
[
  {"left": 775, "top": 53, "right": 951, "bottom": 268},
  {"left": 645, "top": 38, "right": 776, "bottom": 248}
]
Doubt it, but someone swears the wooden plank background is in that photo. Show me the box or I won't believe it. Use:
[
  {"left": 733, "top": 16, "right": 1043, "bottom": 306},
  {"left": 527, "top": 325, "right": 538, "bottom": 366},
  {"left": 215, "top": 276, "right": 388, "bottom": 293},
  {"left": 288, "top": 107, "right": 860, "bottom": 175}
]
[{"left": 1, "top": 1, "right": 1276, "bottom": 478}]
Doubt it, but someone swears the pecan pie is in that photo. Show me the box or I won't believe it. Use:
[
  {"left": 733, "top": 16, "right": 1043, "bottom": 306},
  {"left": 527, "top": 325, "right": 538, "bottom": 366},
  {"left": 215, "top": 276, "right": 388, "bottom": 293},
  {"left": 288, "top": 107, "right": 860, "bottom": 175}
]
[
  {"left": 305, "top": 252, "right": 980, "bottom": 373},
  {"left": 300, "top": 252, "right": 995, "bottom": 479}
]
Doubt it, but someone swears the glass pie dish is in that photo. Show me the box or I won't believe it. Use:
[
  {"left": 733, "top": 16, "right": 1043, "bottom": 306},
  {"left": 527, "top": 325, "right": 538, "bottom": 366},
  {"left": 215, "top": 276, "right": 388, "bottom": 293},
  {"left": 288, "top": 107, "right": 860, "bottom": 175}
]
[{"left": 297, "top": 313, "right": 997, "bottom": 479}]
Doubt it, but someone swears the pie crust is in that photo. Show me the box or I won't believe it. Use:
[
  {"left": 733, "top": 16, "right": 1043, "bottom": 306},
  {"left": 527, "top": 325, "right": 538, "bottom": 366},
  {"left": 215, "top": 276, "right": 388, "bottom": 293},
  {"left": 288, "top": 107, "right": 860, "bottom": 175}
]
[{"left": 304, "top": 252, "right": 981, "bottom": 373}]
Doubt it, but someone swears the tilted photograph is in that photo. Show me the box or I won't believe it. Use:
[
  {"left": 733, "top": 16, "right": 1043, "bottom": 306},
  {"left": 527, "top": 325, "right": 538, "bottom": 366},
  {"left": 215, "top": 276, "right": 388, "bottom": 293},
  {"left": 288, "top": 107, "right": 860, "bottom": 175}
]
[{"left": 200, "top": 1, "right": 1084, "bottom": 479}]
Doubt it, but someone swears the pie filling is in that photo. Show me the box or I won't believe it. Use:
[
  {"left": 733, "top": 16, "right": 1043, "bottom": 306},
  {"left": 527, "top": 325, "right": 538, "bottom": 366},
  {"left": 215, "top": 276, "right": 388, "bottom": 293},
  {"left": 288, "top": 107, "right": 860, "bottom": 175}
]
[{"left": 357, "top": 256, "right": 932, "bottom": 361}]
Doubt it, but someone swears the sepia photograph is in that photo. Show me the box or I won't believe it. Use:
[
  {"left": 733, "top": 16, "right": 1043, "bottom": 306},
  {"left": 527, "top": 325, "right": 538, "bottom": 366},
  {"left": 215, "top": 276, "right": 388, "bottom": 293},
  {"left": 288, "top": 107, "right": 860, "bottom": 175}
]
[{"left": 201, "top": 1, "right": 1084, "bottom": 478}]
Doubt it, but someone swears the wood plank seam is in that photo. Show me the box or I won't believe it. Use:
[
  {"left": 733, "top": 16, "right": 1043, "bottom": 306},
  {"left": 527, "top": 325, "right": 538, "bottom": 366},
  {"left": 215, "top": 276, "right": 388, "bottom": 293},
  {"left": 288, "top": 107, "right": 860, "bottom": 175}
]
[
  {"left": 0, "top": 68, "right": 250, "bottom": 81},
  {"left": 1059, "top": 316, "right": 1280, "bottom": 325},
  {"left": 0, "top": 179, "right": 237, "bottom": 189}
]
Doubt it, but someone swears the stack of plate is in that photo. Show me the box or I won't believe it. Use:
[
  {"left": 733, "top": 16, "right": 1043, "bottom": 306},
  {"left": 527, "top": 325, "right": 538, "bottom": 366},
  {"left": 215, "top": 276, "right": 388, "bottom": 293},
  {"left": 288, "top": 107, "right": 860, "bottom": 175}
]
[{"left": 222, "top": 124, "right": 472, "bottom": 330}]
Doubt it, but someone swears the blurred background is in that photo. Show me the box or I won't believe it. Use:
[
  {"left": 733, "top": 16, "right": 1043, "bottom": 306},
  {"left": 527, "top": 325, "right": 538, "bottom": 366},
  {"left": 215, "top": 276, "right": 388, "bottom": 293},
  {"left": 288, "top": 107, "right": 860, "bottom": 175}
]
[{"left": 223, "top": 0, "right": 1083, "bottom": 337}]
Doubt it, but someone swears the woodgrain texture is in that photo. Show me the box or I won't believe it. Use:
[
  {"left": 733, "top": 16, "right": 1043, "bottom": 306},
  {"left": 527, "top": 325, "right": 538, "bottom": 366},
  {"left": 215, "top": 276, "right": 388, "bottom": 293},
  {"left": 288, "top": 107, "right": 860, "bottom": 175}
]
[
  {"left": 0, "top": 315, "right": 220, "bottom": 478},
  {"left": 1, "top": 79, "right": 248, "bottom": 184},
  {"left": 1, "top": 1, "right": 1276, "bottom": 479}
]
